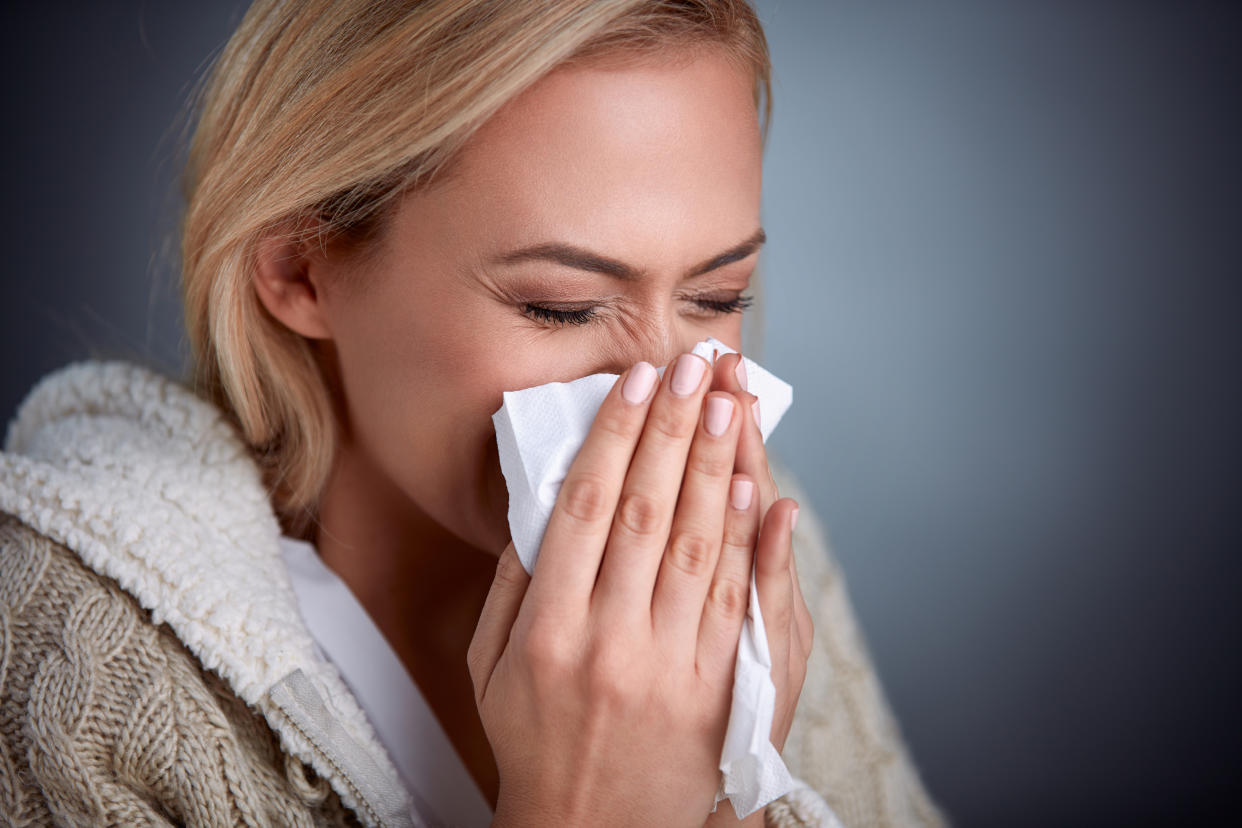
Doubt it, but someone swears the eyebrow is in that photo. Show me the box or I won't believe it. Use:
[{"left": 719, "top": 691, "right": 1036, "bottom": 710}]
[{"left": 492, "top": 228, "right": 766, "bottom": 281}]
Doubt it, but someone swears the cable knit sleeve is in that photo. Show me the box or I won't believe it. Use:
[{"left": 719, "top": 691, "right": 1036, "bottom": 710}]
[
  {"left": 0, "top": 513, "right": 360, "bottom": 828},
  {"left": 764, "top": 469, "right": 949, "bottom": 828}
]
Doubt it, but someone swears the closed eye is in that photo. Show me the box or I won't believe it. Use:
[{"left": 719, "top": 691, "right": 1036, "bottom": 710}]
[
  {"left": 691, "top": 294, "right": 754, "bottom": 315},
  {"left": 522, "top": 304, "right": 598, "bottom": 326},
  {"left": 522, "top": 293, "right": 753, "bottom": 327}
]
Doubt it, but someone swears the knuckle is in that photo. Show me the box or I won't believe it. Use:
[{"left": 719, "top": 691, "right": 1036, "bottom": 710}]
[
  {"left": 687, "top": 447, "right": 733, "bottom": 480},
  {"left": 617, "top": 491, "right": 662, "bottom": 536},
  {"left": 586, "top": 644, "right": 639, "bottom": 705},
  {"left": 560, "top": 474, "right": 610, "bottom": 524},
  {"left": 708, "top": 577, "right": 749, "bottom": 618},
  {"left": 666, "top": 531, "right": 716, "bottom": 578},
  {"left": 465, "top": 640, "right": 484, "bottom": 686},
  {"left": 646, "top": 404, "right": 695, "bottom": 442},
  {"left": 592, "top": 400, "right": 636, "bottom": 441},
  {"left": 770, "top": 604, "right": 793, "bottom": 636},
  {"left": 795, "top": 646, "right": 810, "bottom": 677},
  {"left": 521, "top": 624, "right": 573, "bottom": 673},
  {"left": 721, "top": 521, "right": 757, "bottom": 550},
  {"left": 492, "top": 546, "right": 527, "bottom": 588}
]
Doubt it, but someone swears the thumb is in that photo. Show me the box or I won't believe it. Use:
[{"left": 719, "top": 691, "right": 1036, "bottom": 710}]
[{"left": 467, "top": 542, "right": 530, "bottom": 705}]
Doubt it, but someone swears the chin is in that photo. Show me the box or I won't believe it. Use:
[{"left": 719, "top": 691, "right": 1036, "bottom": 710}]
[
  {"left": 480, "top": 494, "right": 514, "bottom": 556},
  {"left": 472, "top": 444, "right": 515, "bottom": 556},
  {"left": 458, "top": 506, "right": 512, "bottom": 557},
  {"left": 435, "top": 480, "right": 512, "bottom": 557}
]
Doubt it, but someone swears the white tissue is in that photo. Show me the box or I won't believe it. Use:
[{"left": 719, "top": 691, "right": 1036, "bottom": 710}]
[{"left": 491, "top": 338, "right": 796, "bottom": 818}]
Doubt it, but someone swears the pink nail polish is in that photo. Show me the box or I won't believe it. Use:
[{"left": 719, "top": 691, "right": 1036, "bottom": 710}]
[
  {"left": 790, "top": 507, "right": 800, "bottom": 532},
  {"left": 622, "top": 362, "right": 658, "bottom": 403},
  {"left": 730, "top": 479, "right": 754, "bottom": 510},
  {"left": 735, "top": 358, "right": 748, "bottom": 390},
  {"left": 705, "top": 396, "right": 733, "bottom": 436},
  {"left": 671, "top": 353, "right": 707, "bottom": 396}
]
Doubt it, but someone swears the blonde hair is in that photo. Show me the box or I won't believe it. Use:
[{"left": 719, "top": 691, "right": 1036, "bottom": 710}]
[{"left": 182, "top": 0, "right": 771, "bottom": 533}]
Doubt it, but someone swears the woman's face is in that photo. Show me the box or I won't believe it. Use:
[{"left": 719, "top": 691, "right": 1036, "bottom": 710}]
[{"left": 316, "top": 47, "right": 763, "bottom": 553}]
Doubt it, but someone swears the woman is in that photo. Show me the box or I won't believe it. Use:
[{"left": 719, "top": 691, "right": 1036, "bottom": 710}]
[{"left": 0, "top": 1, "right": 943, "bottom": 825}]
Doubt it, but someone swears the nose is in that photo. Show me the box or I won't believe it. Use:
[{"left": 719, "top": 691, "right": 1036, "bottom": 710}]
[{"left": 590, "top": 312, "right": 707, "bottom": 376}]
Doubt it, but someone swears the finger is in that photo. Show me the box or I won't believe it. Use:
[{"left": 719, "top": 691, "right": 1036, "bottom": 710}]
[
  {"left": 530, "top": 362, "right": 659, "bottom": 613},
  {"left": 778, "top": 599, "right": 811, "bottom": 753},
  {"left": 788, "top": 517, "right": 815, "bottom": 659},
  {"left": 789, "top": 612, "right": 807, "bottom": 682},
  {"left": 696, "top": 474, "right": 759, "bottom": 674},
  {"left": 651, "top": 393, "right": 742, "bottom": 644},
  {"left": 755, "top": 498, "right": 799, "bottom": 703},
  {"left": 467, "top": 542, "right": 530, "bottom": 705},
  {"left": 710, "top": 348, "right": 750, "bottom": 394},
  {"left": 594, "top": 353, "right": 712, "bottom": 617},
  {"left": 712, "top": 353, "right": 779, "bottom": 514},
  {"left": 775, "top": 617, "right": 807, "bottom": 754},
  {"left": 740, "top": 393, "right": 778, "bottom": 515}
]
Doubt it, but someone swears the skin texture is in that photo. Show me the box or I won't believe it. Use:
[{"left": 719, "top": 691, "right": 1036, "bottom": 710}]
[{"left": 253, "top": 46, "right": 811, "bottom": 826}]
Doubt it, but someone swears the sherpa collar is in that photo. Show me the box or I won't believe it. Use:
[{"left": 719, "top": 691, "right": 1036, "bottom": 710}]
[{"left": 0, "top": 361, "right": 412, "bottom": 828}]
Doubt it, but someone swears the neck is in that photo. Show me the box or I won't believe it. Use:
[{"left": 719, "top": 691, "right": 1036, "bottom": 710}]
[
  {"left": 315, "top": 438, "right": 490, "bottom": 621},
  {"left": 313, "top": 434, "right": 501, "bottom": 807}
]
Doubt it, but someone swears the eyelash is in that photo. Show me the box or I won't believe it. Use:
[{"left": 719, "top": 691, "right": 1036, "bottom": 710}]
[
  {"left": 523, "top": 305, "right": 598, "bottom": 325},
  {"left": 523, "top": 294, "right": 754, "bottom": 327}
]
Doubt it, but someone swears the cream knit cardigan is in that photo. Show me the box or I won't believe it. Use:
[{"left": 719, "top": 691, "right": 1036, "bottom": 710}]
[{"left": 0, "top": 362, "right": 945, "bottom": 827}]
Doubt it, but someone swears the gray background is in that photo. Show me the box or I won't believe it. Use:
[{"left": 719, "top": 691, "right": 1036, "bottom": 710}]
[{"left": 2, "top": 2, "right": 1238, "bottom": 826}]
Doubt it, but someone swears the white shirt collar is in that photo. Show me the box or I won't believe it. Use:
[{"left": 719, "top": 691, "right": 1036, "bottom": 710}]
[{"left": 280, "top": 536, "right": 493, "bottom": 828}]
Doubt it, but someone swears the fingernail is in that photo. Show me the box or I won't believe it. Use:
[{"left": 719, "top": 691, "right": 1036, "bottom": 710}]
[
  {"left": 752, "top": 399, "right": 761, "bottom": 430},
  {"left": 730, "top": 479, "right": 754, "bottom": 510},
  {"left": 790, "top": 507, "right": 800, "bottom": 532},
  {"left": 622, "top": 361, "right": 658, "bottom": 404},
  {"left": 671, "top": 353, "right": 707, "bottom": 396},
  {"left": 735, "top": 358, "right": 748, "bottom": 390},
  {"left": 705, "top": 396, "right": 734, "bottom": 436}
]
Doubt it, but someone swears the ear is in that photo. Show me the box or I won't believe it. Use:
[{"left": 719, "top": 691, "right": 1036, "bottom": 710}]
[{"left": 252, "top": 231, "right": 334, "bottom": 340}]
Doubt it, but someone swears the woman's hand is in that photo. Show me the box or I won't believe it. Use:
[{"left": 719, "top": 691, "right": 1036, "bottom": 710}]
[{"left": 469, "top": 353, "right": 762, "bottom": 826}]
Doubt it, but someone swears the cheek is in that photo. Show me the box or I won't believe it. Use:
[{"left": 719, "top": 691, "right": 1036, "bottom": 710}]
[
  {"left": 702, "top": 314, "right": 744, "bottom": 353},
  {"left": 406, "top": 338, "right": 611, "bottom": 550},
  {"left": 332, "top": 296, "right": 597, "bottom": 551}
]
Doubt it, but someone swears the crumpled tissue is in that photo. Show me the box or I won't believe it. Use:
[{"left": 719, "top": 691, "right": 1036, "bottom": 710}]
[{"left": 491, "top": 338, "right": 796, "bottom": 818}]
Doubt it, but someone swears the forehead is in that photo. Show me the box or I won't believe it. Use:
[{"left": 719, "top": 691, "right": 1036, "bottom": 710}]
[{"left": 422, "top": 47, "right": 763, "bottom": 260}]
